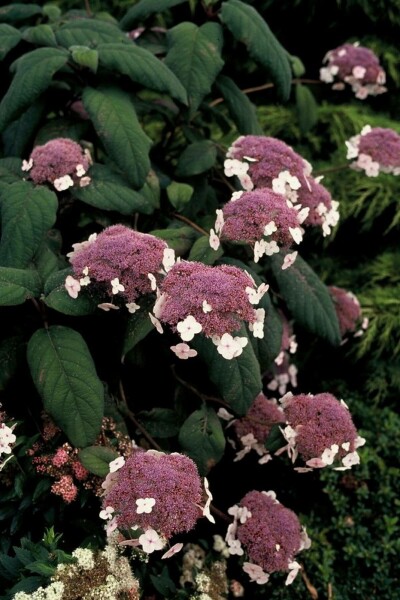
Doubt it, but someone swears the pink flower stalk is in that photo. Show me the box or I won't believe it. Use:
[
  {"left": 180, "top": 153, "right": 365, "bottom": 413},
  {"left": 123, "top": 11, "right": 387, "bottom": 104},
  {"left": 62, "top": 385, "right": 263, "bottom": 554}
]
[
  {"left": 155, "top": 261, "right": 261, "bottom": 339},
  {"left": 234, "top": 393, "right": 284, "bottom": 446},
  {"left": 102, "top": 450, "right": 203, "bottom": 539},
  {"left": 225, "top": 135, "right": 312, "bottom": 202},
  {"left": 280, "top": 392, "right": 366, "bottom": 470},
  {"left": 296, "top": 177, "right": 340, "bottom": 236},
  {"left": 216, "top": 189, "right": 306, "bottom": 261},
  {"left": 228, "top": 490, "right": 310, "bottom": 582},
  {"left": 345, "top": 125, "right": 400, "bottom": 176},
  {"left": 22, "top": 137, "right": 92, "bottom": 190},
  {"left": 51, "top": 475, "right": 78, "bottom": 504},
  {"left": 320, "top": 43, "right": 387, "bottom": 99},
  {"left": 329, "top": 286, "right": 367, "bottom": 339},
  {"left": 68, "top": 225, "right": 168, "bottom": 303}
]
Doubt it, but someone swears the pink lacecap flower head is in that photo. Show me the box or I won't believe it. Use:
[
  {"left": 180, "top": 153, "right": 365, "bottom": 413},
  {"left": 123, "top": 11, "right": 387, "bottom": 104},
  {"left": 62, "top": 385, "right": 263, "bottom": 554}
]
[
  {"left": 297, "top": 176, "right": 340, "bottom": 236},
  {"left": 225, "top": 136, "right": 312, "bottom": 200},
  {"left": 219, "top": 188, "right": 305, "bottom": 255},
  {"left": 51, "top": 474, "right": 78, "bottom": 504},
  {"left": 346, "top": 126, "right": 400, "bottom": 176},
  {"left": 69, "top": 225, "right": 168, "bottom": 302},
  {"left": 280, "top": 392, "right": 363, "bottom": 468},
  {"left": 155, "top": 260, "right": 260, "bottom": 338},
  {"left": 102, "top": 449, "right": 203, "bottom": 539},
  {"left": 234, "top": 490, "right": 309, "bottom": 576},
  {"left": 23, "top": 137, "right": 92, "bottom": 189},
  {"left": 320, "top": 43, "right": 387, "bottom": 98},
  {"left": 234, "top": 393, "right": 284, "bottom": 445},
  {"left": 329, "top": 286, "right": 365, "bottom": 339}
]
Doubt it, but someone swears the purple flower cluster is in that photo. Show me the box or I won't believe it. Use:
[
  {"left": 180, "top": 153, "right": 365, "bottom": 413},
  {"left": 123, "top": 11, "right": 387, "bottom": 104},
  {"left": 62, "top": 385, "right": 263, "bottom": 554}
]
[
  {"left": 22, "top": 137, "right": 91, "bottom": 191},
  {"left": 103, "top": 450, "right": 203, "bottom": 539},
  {"left": 222, "top": 135, "right": 339, "bottom": 238},
  {"left": 329, "top": 286, "right": 368, "bottom": 339},
  {"left": 155, "top": 261, "right": 259, "bottom": 338},
  {"left": 234, "top": 393, "right": 284, "bottom": 446},
  {"left": 279, "top": 392, "right": 365, "bottom": 470},
  {"left": 226, "top": 490, "right": 310, "bottom": 585},
  {"left": 67, "top": 225, "right": 168, "bottom": 305},
  {"left": 346, "top": 126, "right": 400, "bottom": 176},
  {"left": 320, "top": 43, "right": 387, "bottom": 99}
]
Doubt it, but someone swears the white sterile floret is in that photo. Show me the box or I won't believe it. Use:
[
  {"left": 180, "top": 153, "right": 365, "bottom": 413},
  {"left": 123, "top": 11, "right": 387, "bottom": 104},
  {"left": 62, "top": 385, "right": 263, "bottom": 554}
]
[
  {"left": 98, "top": 302, "right": 119, "bottom": 311},
  {"left": 65, "top": 275, "right": 81, "bottom": 299},
  {"left": 243, "top": 562, "right": 269, "bottom": 585},
  {"left": 209, "top": 228, "right": 220, "bottom": 251},
  {"left": 215, "top": 333, "right": 247, "bottom": 359},
  {"left": 76, "top": 163, "right": 86, "bottom": 177},
  {"left": 202, "top": 300, "right": 212, "bottom": 313},
  {"left": 170, "top": 343, "right": 197, "bottom": 360},
  {"left": 214, "top": 209, "right": 225, "bottom": 234},
  {"left": 111, "top": 278, "right": 125, "bottom": 294},
  {"left": 148, "top": 273, "right": 157, "bottom": 291},
  {"left": 149, "top": 312, "right": 163, "bottom": 334},
  {"left": 162, "top": 248, "right": 175, "bottom": 272},
  {"left": 162, "top": 543, "right": 184, "bottom": 559},
  {"left": 109, "top": 456, "right": 125, "bottom": 473},
  {"left": 264, "top": 220, "right": 277, "bottom": 236},
  {"left": 136, "top": 497, "right": 156, "bottom": 514},
  {"left": 289, "top": 227, "right": 303, "bottom": 244},
  {"left": 321, "top": 444, "right": 339, "bottom": 465},
  {"left": 54, "top": 175, "right": 74, "bottom": 191},
  {"left": 203, "top": 477, "right": 215, "bottom": 523},
  {"left": 285, "top": 560, "right": 301, "bottom": 585},
  {"left": 126, "top": 302, "right": 140, "bottom": 314},
  {"left": 139, "top": 528, "right": 165, "bottom": 553},
  {"left": 282, "top": 251, "right": 298, "bottom": 270},
  {"left": 176, "top": 315, "right": 202, "bottom": 341},
  {"left": 22, "top": 158, "right": 33, "bottom": 172}
]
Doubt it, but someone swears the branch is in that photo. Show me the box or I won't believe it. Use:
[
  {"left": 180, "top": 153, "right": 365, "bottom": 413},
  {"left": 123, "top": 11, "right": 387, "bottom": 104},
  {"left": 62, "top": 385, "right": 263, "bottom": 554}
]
[
  {"left": 172, "top": 213, "right": 209, "bottom": 236},
  {"left": 118, "top": 380, "right": 163, "bottom": 452}
]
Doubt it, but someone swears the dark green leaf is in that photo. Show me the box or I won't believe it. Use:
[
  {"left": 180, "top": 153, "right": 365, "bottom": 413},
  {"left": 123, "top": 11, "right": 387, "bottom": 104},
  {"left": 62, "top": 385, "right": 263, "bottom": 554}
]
[
  {"left": 73, "top": 163, "right": 154, "bottom": 215},
  {"left": 295, "top": 83, "right": 318, "bottom": 133},
  {"left": 120, "top": 0, "right": 187, "bottom": 29},
  {"left": 289, "top": 54, "right": 306, "bottom": 77},
  {"left": 0, "top": 158, "right": 23, "bottom": 184},
  {"left": 22, "top": 24, "right": 58, "bottom": 47},
  {"left": 34, "top": 117, "right": 89, "bottom": 146},
  {"left": 0, "top": 24, "right": 21, "bottom": 60},
  {"left": 43, "top": 268, "right": 99, "bottom": 316},
  {"left": 0, "top": 48, "right": 68, "bottom": 132},
  {"left": 250, "top": 292, "right": 283, "bottom": 372},
  {"left": 0, "top": 336, "right": 23, "bottom": 390},
  {"left": 166, "top": 181, "right": 193, "bottom": 211},
  {"left": 27, "top": 326, "right": 105, "bottom": 447},
  {"left": 0, "top": 267, "right": 42, "bottom": 305},
  {"left": 139, "top": 408, "right": 180, "bottom": 438},
  {"left": 83, "top": 86, "right": 152, "bottom": 188},
  {"left": 150, "top": 226, "right": 197, "bottom": 255},
  {"left": 149, "top": 567, "right": 176, "bottom": 596},
  {"left": 123, "top": 307, "right": 154, "bottom": 357},
  {"left": 188, "top": 235, "right": 223, "bottom": 265},
  {"left": 7, "top": 577, "right": 44, "bottom": 596},
  {"left": 97, "top": 43, "right": 188, "bottom": 104},
  {"left": 26, "top": 561, "right": 55, "bottom": 576},
  {"left": 178, "top": 405, "right": 225, "bottom": 475},
  {"left": 55, "top": 18, "right": 128, "bottom": 48},
  {"left": 271, "top": 253, "right": 341, "bottom": 345},
  {"left": 264, "top": 423, "right": 285, "bottom": 453},
  {"left": 176, "top": 140, "right": 217, "bottom": 176},
  {"left": 70, "top": 45, "right": 99, "bottom": 72},
  {"left": 0, "top": 182, "right": 58, "bottom": 268},
  {"left": 2, "top": 101, "right": 45, "bottom": 157},
  {"left": 138, "top": 169, "right": 160, "bottom": 210},
  {"left": 165, "top": 22, "right": 224, "bottom": 116},
  {"left": 0, "top": 4, "right": 42, "bottom": 23},
  {"left": 0, "top": 554, "right": 21, "bottom": 580},
  {"left": 216, "top": 75, "right": 263, "bottom": 134},
  {"left": 220, "top": 0, "right": 292, "bottom": 100},
  {"left": 33, "top": 240, "right": 59, "bottom": 282},
  {"left": 192, "top": 327, "right": 262, "bottom": 415},
  {"left": 78, "top": 446, "right": 118, "bottom": 477}
]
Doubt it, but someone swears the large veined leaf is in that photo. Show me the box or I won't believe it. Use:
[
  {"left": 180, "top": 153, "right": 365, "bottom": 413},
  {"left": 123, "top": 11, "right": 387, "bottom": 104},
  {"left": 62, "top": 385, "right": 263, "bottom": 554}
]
[
  {"left": 0, "top": 24, "right": 21, "bottom": 60},
  {"left": 73, "top": 164, "right": 155, "bottom": 215},
  {"left": 0, "top": 182, "right": 58, "bottom": 269},
  {"left": 175, "top": 140, "right": 217, "bottom": 176},
  {"left": 43, "top": 269, "right": 99, "bottom": 316},
  {"left": 0, "top": 158, "right": 23, "bottom": 184},
  {"left": 55, "top": 18, "right": 128, "bottom": 48},
  {"left": 120, "top": 0, "right": 187, "bottom": 30},
  {"left": 0, "top": 48, "right": 68, "bottom": 132},
  {"left": 27, "top": 326, "right": 104, "bottom": 447},
  {"left": 150, "top": 226, "right": 197, "bottom": 255},
  {"left": 219, "top": 0, "right": 292, "bottom": 100},
  {"left": 188, "top": 236, "right": 223, "bottom": 265},
  {"left": 22, "top": 24, "right": 58, "bottom": 48},
  {"left": 178, "top": 405, "right": 225, "bottom": 475},
  {"left": 192, "top": 327, "right": 262, "bottom": 415},
  {"left": 216, "top": 75, "right": 263, "bottom": 135},
  {"left": 271, "top": 253, "right": 341, "bottom": 345},
  {"left": 83, "top": 86, "right": 152, "bottom": 188},
  {"left": 97, "top": 43, "right": 188, "bottom": 104},
  {"left": 2, "top": 101, "right": 45, "bottom": 158},
  {"left": 123, "top": 306, "right": 155, "bottom": 357},
  {"left": 0, "top": 4, "right": 42, "bottom": 23},
  {"left": 78, "top": 446, "right": 118, "bottom": 477},
  {"left": 165, "top": 22, "right": 224, "bottom": 116},
  {"left": 0, "top": 267, "right": 41, "bottom": 305},
  {"left": 139, "top": 408, "right": 180, "bottom": 439}
]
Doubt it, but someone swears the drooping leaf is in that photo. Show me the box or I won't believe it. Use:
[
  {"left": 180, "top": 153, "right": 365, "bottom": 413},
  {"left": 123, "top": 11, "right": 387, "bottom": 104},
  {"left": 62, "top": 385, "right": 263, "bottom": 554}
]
[
  {"left": 188, "top": 236, "right": 223, "bottom": 265},
  {"left": 0, "top": 182, "right": 58, "bottom": 268},
  {"left": 219, "top": 0, "right": 292, "bottom": 100},
  {"left": 0, "top": 24, "right": 21, "bottom": 60},
  {"left": 120, "top": 0, "right": 187, "bottom": 30},
  {"left": 150, "top": 226, "right": 197, "bottom": 255},
  {"left": 97, "top": 43, "right": 188, "bottom": 104},
  {"left": 139, "top": 169, "right": 160, "bottom": 211},
  {"left": 0, "top": 4, "right": 42, "bottom": 24},
  {"left": 192, "top": 327, "right": 262, "bottom": 415},
  {"left": 43, "top": 269, "right": 99, "bottom": 316},
  {"left": 70, "top": 45, "right": 99, "bottom": 72},
  {"left": 166, "top": 181, "right": 193, "bottom": 211},
  {"left": 27, "top": 326, "right": 104, "bottom": 447},
  {"left": 2, "top": 100, "right": 45, "bottom": 157},
  {"left": 216, "top": 75, "right": 263, "bottom": 135},
  {"left": 178, "top": 404, "right": 225, "bottom": 475},
  {"left": 176, "top": 140, "right": 217, "bottom": 176},
  {"left": 139, "top": 408, "right": 180, "bottom": 438},
  {"left": 55, "top": 18, "right": 128, "bottom": 48},
  {"left": 165, "top": 22, "right": 224, "bottom": 116},
  {"left": 295, "top": 83, "right": 318, "bottom": 133},
  {"left": 0, "top": 158, "right": 23, "bottom": 185},
  {"left": 22, "top": 24, "right": 58, "bottom": 47},
  {"left": 83, "top": 86, "right": 152, "bottom": 188},
  {"left": 78, "top": 446, "right": 118, "bottom": 477},
  {"left": 123, "top": 306, "right": 155, "bottom": 357},
  {"left": 0, "top": 48, "right": 69, "bottom": 132},
  {"left": 270, "top": 253, "right": 341, "bottom": 346},
  {"left": 34, "top": 117, "right": 89, "bottom": 146},
  {"left": 73, "top": 164, "right": 154, "bottom": 215},
  {"left": 33, "top": 240, "right": 59, "bottom": 282},
  {"left": 0, "top": 267, "right": 42, "bottom": 305}
]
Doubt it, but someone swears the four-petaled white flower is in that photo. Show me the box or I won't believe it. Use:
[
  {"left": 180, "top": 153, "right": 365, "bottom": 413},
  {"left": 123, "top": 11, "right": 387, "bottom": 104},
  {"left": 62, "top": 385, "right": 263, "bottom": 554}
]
[
  {"left": 136, "top": 497, "right": 156, "bottom": 514},
  {"left": 97, "top": 302, "right": 119, "bottom": 311},
  {"left": 177, "top": 315, "right": 202, "bottom": 341},
  {"left": 264, "top": 220, "right": 277, "bottom": 236},
  {"left": 0, "top": 423, "right": 16, "bottom": 455},
  {"left": 126, "top": 302, "right": 140, "bottom": 314},
  {"left": 289, "top": 227, "right": 303, "bottom": 245},
  {"left": 139, "top": 528, "right": 165, "bottom": 554},
  {"left": 149, "top": 312, "right": 163, "bottom": 334},
  {"left": 76, "top": 163, "right": 86, "bottom": 177},
  {"left": 231, "top": 190, "right": 243, "bottom": 201},
  {"left": 243, "top": 562, "right": 269, "bottom": 585},
  {"left": 214, "top": 209, "right": 225, "bottom": 234},
  {"left": 209, "top": 228, "right": 220, "bottom": 251},
  {"left": 148, "top": 273, "right": 157, "bottom": 291},
  {"left": 109, "top": 456, "right": 125, "bottom": 473},
  {"left": 170, "top": 343, "right": 198, "bottom": 360},
  {"left": 54, "top": 175, "right": 74, "bottom": 191},
  {"left": 202, "top": 300, "right": 212, "bottom": 313},
  {"left": 161, "top": 543, "right": 184, "bottom": 559},
  {"left": 111, "top": 277, "right": 125, "bottom": 295},
  {"left": 162, "top": 248, "right": 175, "bottom": 272},
  {"left": 99, "top": 505, "right": 114, "bottom": 520},
  {"left": 22, "top": 158, "right": 33, "bottom": 172},
  {"left": 215, "top": 333, "right": 247, "bottom": 360},
  {"left": 227, "top": 539, "right": 244, "bottom": 556},
  {"left": 321, "top": 444, "right": 339, "bottom": 466},
  {"left": 352, "top": 65, "right": 366, "bottom": 79},
  {"left": 80, "top": 275, "right": 90, "bottom": 286},
  {"left": 249, "top": 308, "right": 265, "bottom": 339},
  {"left": 282, "top": 251, "right": 298, "bottom": 270},
  {"left": 246, "top": 283, "right": 269, "bottom": 305},
  {"left": 341, "top": 451, "right": 360, "bottom": 468},
  {"left": 285, "top": 560, "right": 301, "bottom": 586},
  {"left": 65, "top": 275, "right": 81, "bottom": 299},
  {"left": 79, "top": 176, "right": 91, "bottom": 187}
]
